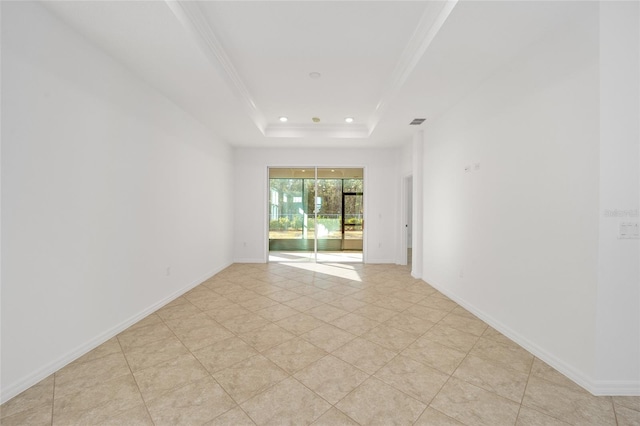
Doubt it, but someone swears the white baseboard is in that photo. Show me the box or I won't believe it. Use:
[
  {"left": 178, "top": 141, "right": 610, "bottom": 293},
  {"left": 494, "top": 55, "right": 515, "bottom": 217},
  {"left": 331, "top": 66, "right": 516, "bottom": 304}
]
[
  {"left": 233, "top": 258, "right": 266, "bottom": 263},
  {"left": 366, "top": 258, "right": 396, "bottom": 264},
  {"left": 0, "top": 261, "right": 232, "bottom": 404},
  {"left": 423, "top": 277, "right": 640, "bottom": 396},
  {"left": 590, "top": 380, "right": 640, "bottom": 396}
]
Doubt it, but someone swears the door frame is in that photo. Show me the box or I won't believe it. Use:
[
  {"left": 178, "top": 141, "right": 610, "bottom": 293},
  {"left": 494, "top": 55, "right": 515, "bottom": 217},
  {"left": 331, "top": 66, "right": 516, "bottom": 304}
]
[
  {"left": 265, "top": 165, "right": 367, "bottom": 263},
  {"left": 341, "top": 191, "right": 364, "bottom": 251}
]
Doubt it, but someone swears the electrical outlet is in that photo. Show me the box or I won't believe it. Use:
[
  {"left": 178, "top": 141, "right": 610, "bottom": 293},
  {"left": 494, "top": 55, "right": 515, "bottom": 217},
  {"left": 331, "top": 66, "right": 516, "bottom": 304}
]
[{"left": 166, "top": 267, "right": 171, "bottom": 276}]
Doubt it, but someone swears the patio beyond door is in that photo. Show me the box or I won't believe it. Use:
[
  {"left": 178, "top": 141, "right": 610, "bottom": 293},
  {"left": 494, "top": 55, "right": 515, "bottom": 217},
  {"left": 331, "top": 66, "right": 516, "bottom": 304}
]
[{"left": 268, "top": 167, "right": 363, "bottom": 260}]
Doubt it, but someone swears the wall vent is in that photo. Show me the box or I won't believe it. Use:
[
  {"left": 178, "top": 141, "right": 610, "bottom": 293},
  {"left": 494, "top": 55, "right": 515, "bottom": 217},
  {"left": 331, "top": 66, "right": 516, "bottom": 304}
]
[{"left": 409, "top": 118, "right": 426, "bottom": 125}]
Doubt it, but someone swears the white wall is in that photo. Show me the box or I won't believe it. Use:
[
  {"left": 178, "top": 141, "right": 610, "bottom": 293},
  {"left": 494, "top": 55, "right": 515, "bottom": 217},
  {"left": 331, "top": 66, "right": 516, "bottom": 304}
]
[
  {"left": 411, "top": 131, "right": 424, "bottom": 278},
  {"left": 595, "top": 1, "right": 640, "bottom": 393},
  {"left": 1, "top": 2, "right": 234, "bottom": 402},
  {"left": 400, "top": 140, "right": 413, "bottom": 178},
  {"left": 233, "top": 147, "right": 400, "bottom": 264},
  {"left": 422, "top": 5, "right": 605, "bottom": 391}
]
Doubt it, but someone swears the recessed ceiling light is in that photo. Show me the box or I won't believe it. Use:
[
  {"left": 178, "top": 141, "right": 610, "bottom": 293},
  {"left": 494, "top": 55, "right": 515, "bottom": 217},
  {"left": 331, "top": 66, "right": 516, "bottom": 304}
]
[
  {"left": 331, "top": 169, "right": 335, "bottom": 172},
  {"left": 312, "top": 117, "right": 320, "bottom": 123},
  {"left": 279, "top": 116, "right": 288, "bottom": 122},
  {"left": 345, "top": 117, "right": 354, "bottom": 123},
  {"left": 309, "top": 72, "right": 321, "bottom": 79},
  {"left": 301, "top": 169, "right": 306, "bottom": 172}
]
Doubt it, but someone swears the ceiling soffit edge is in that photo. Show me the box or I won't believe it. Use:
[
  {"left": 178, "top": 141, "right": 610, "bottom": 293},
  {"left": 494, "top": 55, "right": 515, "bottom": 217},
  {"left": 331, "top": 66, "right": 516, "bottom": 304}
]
[
  {"left": 165, "top": 0, "right": 457, "bottom": 140},
  {"left": 165, "top": 0, "right": 268, "bottom": 133},
  {"left": 367, "top": 0, "right": 458, "bottom": 135}
]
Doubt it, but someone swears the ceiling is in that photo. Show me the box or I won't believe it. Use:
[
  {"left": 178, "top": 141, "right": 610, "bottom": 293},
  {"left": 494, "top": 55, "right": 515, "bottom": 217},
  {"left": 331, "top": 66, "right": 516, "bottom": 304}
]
[{"left": 41, "top": 1, "right": 593, "bottom": 148}]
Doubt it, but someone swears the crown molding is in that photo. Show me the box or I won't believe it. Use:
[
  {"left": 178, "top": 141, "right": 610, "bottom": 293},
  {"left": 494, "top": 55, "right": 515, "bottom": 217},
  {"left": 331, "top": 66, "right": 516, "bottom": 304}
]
[
  {"left": 368, "top": 0, "right": 458, "bottom": 135},
  {"left": 165, "top": 0, "right": 268, "bottom": 134}
]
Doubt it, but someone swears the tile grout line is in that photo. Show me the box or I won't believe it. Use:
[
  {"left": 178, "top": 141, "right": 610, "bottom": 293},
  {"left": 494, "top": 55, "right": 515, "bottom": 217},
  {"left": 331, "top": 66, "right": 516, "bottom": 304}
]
[
  {"left": 610, "top": 395, "right": 619, "bottom": 426},
  {"left": 266, "top": 275, "right": 426, "bottom": 423},
  {"left": 207, "top": 274, "right": 338, "bottom": 422},
  {"left": 517, "top": 359, "right": 597, "bottom": 426},
  {"left": 412, "top": 312, "right": 474, "bottom": 424},
  {"left": 114, "top": 334, "right": 155, "bottom": 425},
  {"left": 333, "top": 298, "right": 443, "bottom": 424},
  {"left": 50, "top": 374, "right": 56, "bottom": 426},
  {"left": 288, "top": 369, "right": 361, "bottom": 425},
  {"left": 171, "top": 279, "right": 261, "bottom": 424},
  {"left": 514, "top": 351, "right": 538, "bottom": 426}
]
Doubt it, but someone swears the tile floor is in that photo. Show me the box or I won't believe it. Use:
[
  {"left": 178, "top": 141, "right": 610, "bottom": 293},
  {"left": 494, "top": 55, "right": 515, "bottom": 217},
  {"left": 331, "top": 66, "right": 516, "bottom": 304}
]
[{"left": 1, "top": 262, "right": 639, "bottom": 425}]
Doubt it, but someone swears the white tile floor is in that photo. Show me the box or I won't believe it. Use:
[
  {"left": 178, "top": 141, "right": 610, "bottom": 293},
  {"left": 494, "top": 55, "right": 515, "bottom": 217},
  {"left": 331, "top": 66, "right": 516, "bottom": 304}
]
[{"left": 1, "top": 262, "right": 638, "bottom": 425}]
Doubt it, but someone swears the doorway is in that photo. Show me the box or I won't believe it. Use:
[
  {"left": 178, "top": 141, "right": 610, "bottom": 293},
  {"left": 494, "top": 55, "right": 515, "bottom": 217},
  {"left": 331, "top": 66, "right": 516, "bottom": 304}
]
[
  {"left": 406, "top": 176, "right": 413, "bottom": 266},
  {"left": 268, "top": 167, "right": 364, "bottom": 262}
]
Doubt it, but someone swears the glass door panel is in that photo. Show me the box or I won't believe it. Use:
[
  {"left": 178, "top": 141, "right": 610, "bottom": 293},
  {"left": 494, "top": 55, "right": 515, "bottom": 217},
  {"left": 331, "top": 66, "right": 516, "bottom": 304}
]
[
  {"left": 316, "top": 169, "right": 343, "bottom": 252},
  {"left": 304, "top": 177, "right": 316, "bottom": 253},
  {"left": 268, "top": 167, "right": 363, "bottom": 261},
  {"left": 268, "top": 168, "right": 315, "bottom": 252}
]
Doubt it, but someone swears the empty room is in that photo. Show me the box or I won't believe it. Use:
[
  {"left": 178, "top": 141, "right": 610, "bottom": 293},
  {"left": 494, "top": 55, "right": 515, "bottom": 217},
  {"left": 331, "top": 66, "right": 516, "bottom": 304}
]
[{"left": 1, "top": 1, "right": 638, "bottom": 425}]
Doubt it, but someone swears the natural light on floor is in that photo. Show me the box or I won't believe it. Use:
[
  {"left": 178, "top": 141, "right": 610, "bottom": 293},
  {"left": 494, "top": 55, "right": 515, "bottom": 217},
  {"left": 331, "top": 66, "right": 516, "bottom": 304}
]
[{"left": 268, "top": 252, "right": 363, "bottom": 281}]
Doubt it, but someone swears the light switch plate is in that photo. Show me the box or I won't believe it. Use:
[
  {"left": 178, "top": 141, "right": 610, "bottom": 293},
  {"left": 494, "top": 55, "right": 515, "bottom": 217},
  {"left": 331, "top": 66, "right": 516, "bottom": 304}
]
[{"left": 619, "top": 222, "right": 639, "bottom": 239}]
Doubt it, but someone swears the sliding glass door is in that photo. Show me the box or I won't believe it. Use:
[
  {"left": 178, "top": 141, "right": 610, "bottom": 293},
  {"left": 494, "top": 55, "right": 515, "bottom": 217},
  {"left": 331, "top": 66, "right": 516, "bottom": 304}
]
[{"left": 268, "top": 167, "right": 363, "bottom": 261}]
